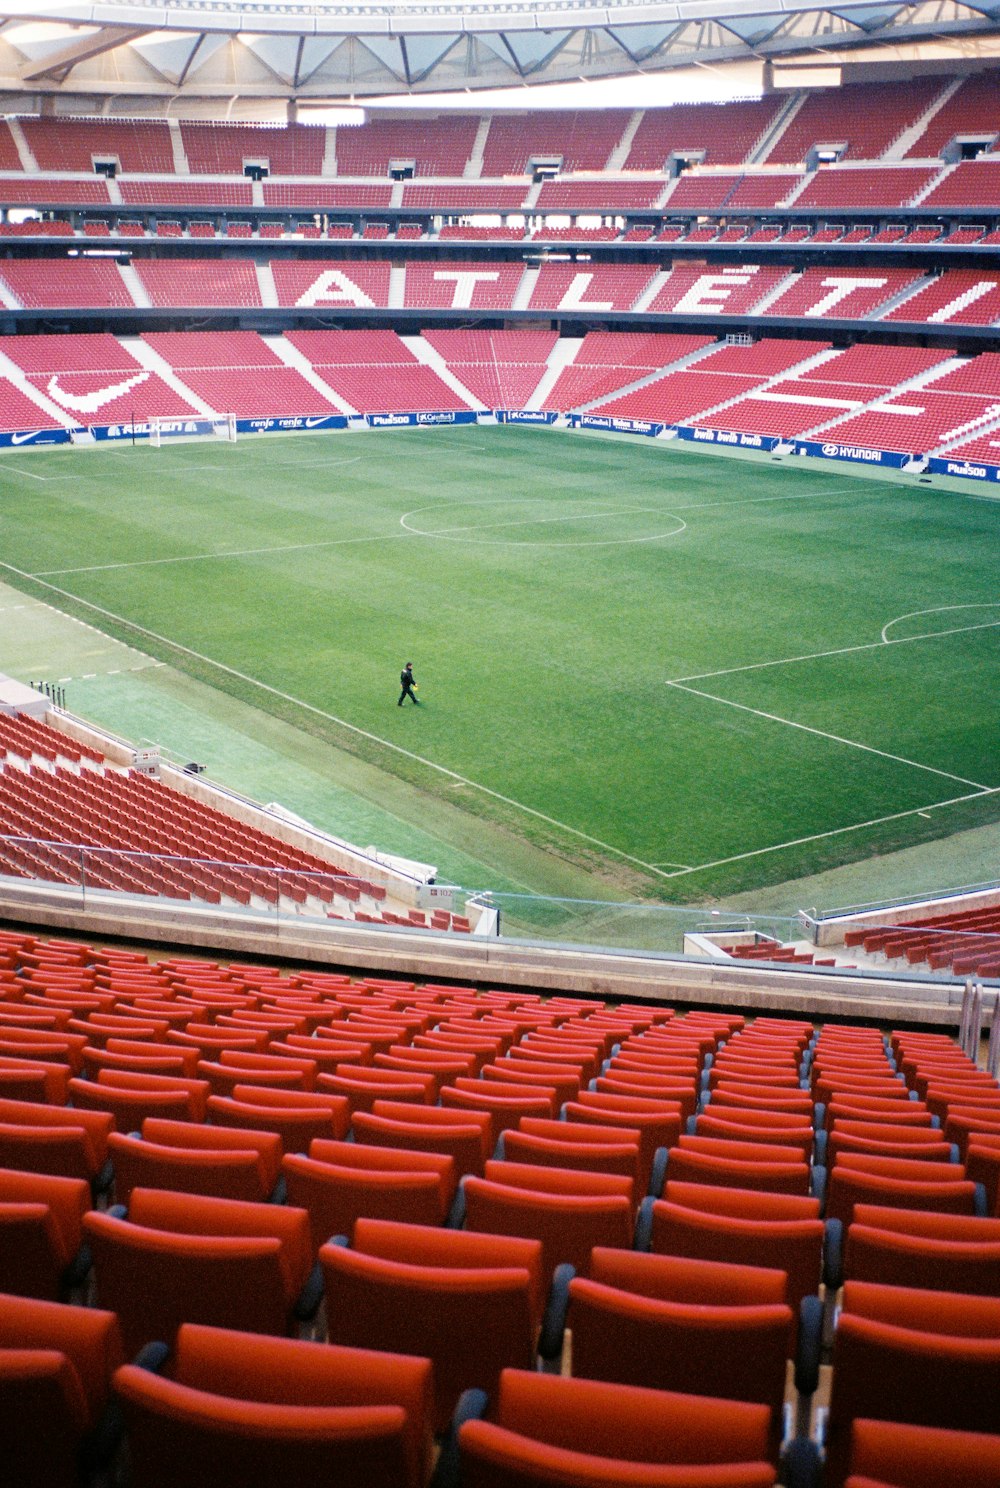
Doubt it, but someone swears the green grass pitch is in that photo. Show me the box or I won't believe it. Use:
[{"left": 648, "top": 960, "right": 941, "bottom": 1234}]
[{"left": 2, "top": 423, "right": 999, "bottom": 903}]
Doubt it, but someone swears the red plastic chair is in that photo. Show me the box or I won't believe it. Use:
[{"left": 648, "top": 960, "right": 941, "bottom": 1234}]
[
  {"left": 824, "top": 1280, "right": 1000, "bottom": 1487},
  {"left": 0, "top": 1291, "right": 125, "bottom": 1488},
  {"left": 113, "top": 1323, "right": 435, "bottom": 1488},
  {"left": 84, "top": 1187, "right": 316, "bottom": 1353},
  {"left": 457, "top": 1369, "right": 776, "bottom": 1488},
  {"left": 320, "top": 1217, "right": 546, "bottom": 1429},
  {"left": 847, "top": 1417, "right": 1000, "bottom": 1488},
  {"left": 0, "top": 1167, "right": 91, "bottom": 1299}
]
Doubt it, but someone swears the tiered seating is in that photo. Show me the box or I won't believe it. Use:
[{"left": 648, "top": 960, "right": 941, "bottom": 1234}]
[
  {"left": 437, "top": 223, "right": 525, "bottom": 240},
  {"left": 646, "top": 264, "right": 790, "bottom": 316},
  {"left": 1, "top": 938, "right": 999, "bottom": 1484},
  {"left": 818, "top": 392, "right": 1000, "bottom": 455},
  {"left": 701, "top": 342, "right": 959, "bottom": 440},
  {"left": 692, "top": 384, "right": 875, "bottom": 440},
  {"left": 401, "top": 184, "right": 527, "bottom": 211},
  {"left": 180, "top": 123, "right": 326, "bottom": 176},
  {"left": 844, "top": 904, "right": 1000, "bottom": 977},
  {"left": 542, "top": 331, "right": 713, "bottom": 410},
  {"left": 534, "top": 180, "right": 662, "bottom": 211},
  {"left": 921, "top": 159, "right": 1000, "bottom": 207},
  {"left": 527, "top": 263, "right": 656, "bottom": 313},
  {"left": 0, "top": 717, "right": 389, "bottom": 914},
  {"left": 402, "top": 259, "right": 525, "bottom": 310},
  {"left": 21, "top": 117, "right": 173, "bottom": 173},
  {"left": 1, "top": 332, "right": 199, "bottom": 425},
  {"left": 133, "top": 259, "right": 262, "bottom": 308},
  {"left": 792, "top": 165, "right": 939, "bottom": 209},
  {"left": 663, "top": 172, "right": 742, "bottom": 210},
  {"left": 588, "top": 338, "right": 829, "bottom": 424},
  {"left": 0, "top": 259, "right": 134, "bottom": 309},
  {"left": 118, "top": 181, "right": 253, "bottom": 207},
  {"left": 481, "top": 111, "right": 630, "bottom": 173},
  {"left": 797, "top": 343, "right": 954, "bottom": 386},
  {"left": 725, "top": 173, "right": 804, "bottom": 208},
  {"left": 335, "top": 116, "right": 479, "bottom": 176},
  {"left": 262, "top": 182, "right": 393, "bottom": 208},
  {"left": 625, "top": 99, "right": 783, "bottom": 167},
  {"left": 766, "top": 78, "right": 946, "bottom": 163},
  {"left": 760, "top": 267, "right": 922, "bottom": 319},
  {"left": 0, "top": 121, "right": 22, "bottom": 170},
  {"left": 0, "top": 178, "right": 109, "bottom": 204},
  {"left": 0, "top": 378, "right": 64, "bottom": 431},
  {"left": 883, "top": 270, "right": 1000, "bottom": 325},
  {"left": 419, "top": 330, "right": 557, "bottom": 409},
  {"left": 905, "top": 72, "right": 1000, "bottom": 157},
  {"left": 270, "top": 259, "right": 391, "bottom": 308},
  {"left": 141, "top": 332, "right": 344, "bottom": 419},
  {"left": 285, "top": 329, "right": 470, "bottom": 414}
]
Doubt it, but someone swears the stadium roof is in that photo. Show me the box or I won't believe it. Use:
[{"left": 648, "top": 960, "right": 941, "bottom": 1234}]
[{"left": 0, "top": 0, "right": 997, "bottom": 103}]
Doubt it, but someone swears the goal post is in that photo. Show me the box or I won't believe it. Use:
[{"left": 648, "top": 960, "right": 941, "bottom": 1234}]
[{"left": 149, "top": 414, "right": 237, "bottom": 447}]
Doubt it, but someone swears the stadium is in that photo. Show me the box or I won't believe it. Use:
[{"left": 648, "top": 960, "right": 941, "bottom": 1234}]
[{"left": 1, "top": 0, "right": 1000, "bottom": 1482}]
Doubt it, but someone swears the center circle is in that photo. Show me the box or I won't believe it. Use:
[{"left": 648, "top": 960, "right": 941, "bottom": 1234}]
[{"left": 399, "top": 497, "right": 687, "bottom": 548}]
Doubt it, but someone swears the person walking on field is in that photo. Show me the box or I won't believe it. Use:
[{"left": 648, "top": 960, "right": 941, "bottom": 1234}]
[{"left": 398, "top": 662, "right": 420, "bottom": 706}]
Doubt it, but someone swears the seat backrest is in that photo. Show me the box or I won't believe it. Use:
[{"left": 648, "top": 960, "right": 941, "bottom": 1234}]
[
  {"left": 319, "top": 1241, "right": 535, "bottom": 1431},
  {"left": 589, "top": 1247, "right": 788, "bottom": 1306},
  {"left": 142, "top": 1118, "right": 283, "bottom": 1188},
  {"left": 666, "top": 1149, "right": 811, "bottom": 1196},
  {"left": 826, "top": 1310, "right": 1000, "bottom": 1488},
  {"left": 502, "top": 1130, "right": 642, "bottom": 1187},
  {"left": 83, "top": 1210, "right": 293, "bottom": 1354},
  {"left": 848, "top": 1416, "right": 1000, "bottom": 1488},
  {"left": 108, "top": 1133, "right": 268, "bottom": 1205},
  {"left": 0, "top": 1097, "right": 113, "bottom": 1157},
  {"left": 351, "top": 1112, "right": 487, "bottom": 1180},
  {"left": 845, "top": 1220, "right": 1000, "bottom": 1296},
  {"left": 489, "top": 1367, "right": 772, "bottom": 1465},
  {"left": 206, "top": 1095, "right": 347, "bottom": 1153},
  {"left": 283, "top": 1154, "right": 447, "bottom": 1249},
  {"left": 660, "top": 1180, "right": 820, "bottom": 1221},
  {"left": 0, "top": 1122, "right": 101, "bottom": 1183},
  {"left": 463, "top": 1175, "right": 633, "bottom": 1276},
  {"left": 826, "top": 1166, "right": 976, "bottom": 1229},
  {"left": 113, "top": 1364, "right": 416, "bottom": 1488},
  {"left": 167, "top": 1322, "right": 434, "bottom": 1486},
  {"left": 0, "top": 1292, "right": 124, "bottom": 1426},
  {"left": 651, "top": 1200, "right": 822, "bottom": 1312},
  {"left": 568, "top": 1277, "right": 791, "bottom": 1435}
]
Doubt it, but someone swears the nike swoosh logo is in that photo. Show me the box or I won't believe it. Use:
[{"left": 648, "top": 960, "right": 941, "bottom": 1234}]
[
  {"left": 305, "top": 417, "right": 331, "bottom": 428},
  {"left": 46, "top": 370, "right": 150, "bottom": 414},
  {"left": 10, "top": 430, "right": 41, "bottom": 444}
]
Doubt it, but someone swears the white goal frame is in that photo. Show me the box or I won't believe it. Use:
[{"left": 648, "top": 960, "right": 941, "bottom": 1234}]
[{"left": 149, "top": 413, "right": 237, "bottom": 447}]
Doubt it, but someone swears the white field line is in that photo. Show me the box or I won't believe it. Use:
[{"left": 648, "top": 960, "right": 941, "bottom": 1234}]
[
  {"left": 668, "top": 617, "right": 1000, "bottom": 686},
  {"left": 657, "top": 787, "right": 1000, "bottom": 880},
  {"left": 0, "top": 464, "right": 76, "bottom": 482},
  {"left": 666, "top": 680, "right": 993, "bottom": 791},
  {"left": 33, "top": 482, "right": 868, "bottom": 578},
  {"left": 0, "top": 560, "right": 674, "bottom": 883}
]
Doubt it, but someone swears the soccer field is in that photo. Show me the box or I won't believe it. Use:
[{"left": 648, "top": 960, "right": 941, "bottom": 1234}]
[{"left": 2, "top": 424, "right": 999, "bottom": 903}]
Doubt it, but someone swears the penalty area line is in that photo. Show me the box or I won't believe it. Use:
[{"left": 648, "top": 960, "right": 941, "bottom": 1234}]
[
  {"left": 665, "top": 680, "right": 993, "bottom": 791},
  {"left": 0, "top": 560, "right": 674, "bottom": 884},
  {"left": 657, "top": 785, "right": 1000, "bottom": 880}
]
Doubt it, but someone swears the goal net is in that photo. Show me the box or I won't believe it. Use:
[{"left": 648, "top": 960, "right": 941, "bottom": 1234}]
[{"left": 149, "top": 413, "right": 237, "bottom": 447}]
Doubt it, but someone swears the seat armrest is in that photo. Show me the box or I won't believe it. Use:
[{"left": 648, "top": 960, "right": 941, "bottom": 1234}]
[
  {"left": 782, "top": 1436, "right": 822, "bottom": 1488},
  {"left": 293, "top": 1261, "right": 325, "bottom": 1322},
  {"left": 634, "top": 1194, "right": 656, "bottom": 1252},
  {"left": 795, "top": 1294, "right": 823, "bottom": 1398},
  {"left": 810, "top": 1164, "right": 827, "bottom": 1210},
  {"left": 538, "top": 1262, "right": 574, "bottom": 1363},
  {"left": 431, "top": 1389, "right": 489, "bottom": 1488},
  {"left": 649, "top": 1146, "right": 668, "bottom": 1198},
  {"left": 822, "top": 1217, "right": 843, "bottom": 1292}
]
